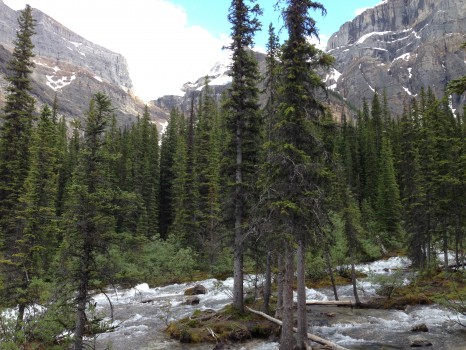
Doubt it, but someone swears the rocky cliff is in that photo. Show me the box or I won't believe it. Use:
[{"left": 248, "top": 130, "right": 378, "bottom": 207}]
[
  {"left": 325, "top": 0, "right": 466, "bottom": 115},
  {"left": 0, "top": 0, "right": 168, "bottom": 128}
]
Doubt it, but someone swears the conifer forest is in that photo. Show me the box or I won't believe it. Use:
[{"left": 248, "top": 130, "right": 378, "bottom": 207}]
[{"left": 0, "top": 2, "right": 465, "bottom": 350}]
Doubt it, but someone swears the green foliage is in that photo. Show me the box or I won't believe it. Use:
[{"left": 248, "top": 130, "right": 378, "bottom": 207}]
[
  {"left": 141, "top": 237, "right": 198, "bottom": 284},
  {"left": 368, "top": 269, "right": 406, "bottom": 299}
]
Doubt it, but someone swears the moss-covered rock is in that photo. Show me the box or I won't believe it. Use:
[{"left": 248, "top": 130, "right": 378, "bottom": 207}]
[{"left": 165, "top": 305, "right": 279, "bottom": 344}]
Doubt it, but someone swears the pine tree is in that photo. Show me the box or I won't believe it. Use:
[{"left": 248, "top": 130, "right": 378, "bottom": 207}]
[
  {"left": 133, "top": 106, "right": 159, "bottom": 237},
  {"left": 267, "top": 1, "right": 333, "bottom": 348},
  {"left": 0, "top": 4, "right": 37, "bottom": 331},
  {"left": 375, "top": 137, "right": 402, "bottom": 248},
  {"left": 0, "top": 4, "right": 36, "bottom": 252},
  {"left": 357, "top": 98, "right": 377, "bottom": 204},
  {"left": 159, "top": 110, "right": 182, "bottom": 238},
  {"left": 259, "top": 22, "right": 281, "bottom": 315},
  {"left": 223, "top": 0, "right": 262, "bottom": 313},
  {"left": 193, "top": 80, "right": 223, "bottom": 262},
  {"left": 399, "top": 102, "right": 427, "bottom": 267},
  {"left": 61, "top": 93, "right": 116, "bottom": 350},
  {"left": 18, "top": 105, "right": 60, "bottom": 278}
]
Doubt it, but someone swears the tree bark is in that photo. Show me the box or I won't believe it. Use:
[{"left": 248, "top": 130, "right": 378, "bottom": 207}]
[
  {"left": 324, "top": 247, "right": 339, "bottom": 301},
  {"left": 275, "top": 253, "right": 284, "bottom": 319},
  {"left": 350, "top": 247, "right": 361, "bottom": 305},
  {"left": 443, "top": 228, "right": 449, "bottom": 273},
  {"left": 233, "top": 119, "right": 244, "bottom": 313},
  {"left": 280, "top": 246, "right": 295, "bottom": 350},
  {"left": 15, "top": 303, "right": 25, "bottom": 334},
  {"left": 74, "top": 246, "right": 91, "bottom": 350},
  {"left": 296, "top": 240, "right": 308, "bottom": 349},
  {"left": 263, "top": 250, "right": 272, "bottom": 314}
]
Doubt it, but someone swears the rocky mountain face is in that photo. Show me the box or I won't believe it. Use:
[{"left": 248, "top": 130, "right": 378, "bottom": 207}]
[
  {"left": 326, "top": 0, "right": 466, "bottom": 116},
  {"left": 157, "top": 0, "right": 466, "bottom": 121},
  {"left": 0, "top": 0, "right": 168, "bottom": 128}
]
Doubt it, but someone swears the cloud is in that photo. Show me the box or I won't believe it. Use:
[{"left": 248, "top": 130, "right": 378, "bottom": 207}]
[
  {"left": 354, "top": 7, "right": 369, "bottom": 16},
  {"left": 3, "top": 0, "right": 229, "bottom": 101},
  {"left": 307, "top": 33, "right": 330, "bottom": 51}
]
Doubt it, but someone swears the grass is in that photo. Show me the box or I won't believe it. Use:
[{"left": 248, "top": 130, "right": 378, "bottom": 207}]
[{"left": 373, "top": 268, "right": 466, "bottom": 310}]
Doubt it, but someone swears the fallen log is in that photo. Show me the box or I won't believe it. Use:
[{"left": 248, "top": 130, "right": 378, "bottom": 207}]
[
  {"left": 246, "top": 306, "right": 349, "bottom": 350},
  {"left": 305, "top": 300, "right": 353, "bottom": 306}
]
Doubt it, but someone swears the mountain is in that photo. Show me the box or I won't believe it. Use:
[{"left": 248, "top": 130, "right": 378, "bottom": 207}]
[
  {"left": 0, "top": 0, "right": 168, "bottom": 128},
  {"left": 326, "top": 0, "right": 466, "bottom": 115},
  {"left": 156, "top": 0, "right": 466, "bottom": 120}
]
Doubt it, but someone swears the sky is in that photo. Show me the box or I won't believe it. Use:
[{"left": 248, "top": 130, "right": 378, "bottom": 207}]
[{"left": 3, "top": 0, "right": 384, "bottom": 101}]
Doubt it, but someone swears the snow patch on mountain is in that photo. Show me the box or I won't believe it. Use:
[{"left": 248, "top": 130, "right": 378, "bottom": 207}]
[
  {"left": 46, "top": 73, "right": 76, "bottom": 91},
  {"left": 356, "top": 31, "right": 392, "bottom": 44}
]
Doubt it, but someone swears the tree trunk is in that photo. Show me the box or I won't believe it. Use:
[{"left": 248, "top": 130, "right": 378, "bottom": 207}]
[
  {"left": 280, "top": 247, "right": 295, "bottom": 350},
  {"left": 350, "top": 247, "right": 361, "bottom": 305},
  {"left": 74, "top": 247, "right": 91, "bottom": 350},
  {"left": 443, "top": 228, "right": 448, "bottom": 272},
  {"left": 263, "top": 250, "right": 272, "bottom": 314},
  {"left": 275, "top": 253, "right": 284, "bottom": 319},
  {"left": 296, "top": 240, "right": 308, "bottom": 349},
  {"left": 15, "top": 302, "right": 25, "bottom": 334},
  {"left": 233, "top": 233, "right": 244, "bottom": 313},
  {"left": 233, "top": 120, "right": 244, "bottom": 313},
  {"left": 324, "top": 248, "right": 339, "bottom": 301}
]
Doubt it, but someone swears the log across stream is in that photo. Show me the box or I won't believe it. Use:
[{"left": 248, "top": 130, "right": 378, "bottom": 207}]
[{"left": 86, "top": 257, "right": 466, "bottom": 350}]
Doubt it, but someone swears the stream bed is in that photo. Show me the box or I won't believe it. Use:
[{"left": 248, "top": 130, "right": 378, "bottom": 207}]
[{"left": 91, "top": 257, "right": 466, "bottom": 350}]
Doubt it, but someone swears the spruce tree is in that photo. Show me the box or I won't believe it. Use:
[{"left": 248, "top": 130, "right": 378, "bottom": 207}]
[
  {"left": 193, "top": 81, "right": 223, "bottom": 262},
  {"left": 0, "top": 4, "right": 36, "bottom": 330},
  {"left": 224, "top": 0, "right": 262, "bottom": 313},
  {"left": 267, "top": 1, "right": 333, "bottom": 348},
  {"left": 399, "top": 103, "right": 427, "bottom": 267},
  {"left": 61, "top": 93, "right": 116, "bottom": 350},
  {"left": 18, "top": 105, "right": 60, "bottom": 279},
  {"left": 0, "top": 4, "right": 36, "bottom": 253},
  {"left": 375, "top": 137, "right": 402, "bottom": 250},
  {"left": 159, "top": 109, "right": 182, "bottom": 238}
]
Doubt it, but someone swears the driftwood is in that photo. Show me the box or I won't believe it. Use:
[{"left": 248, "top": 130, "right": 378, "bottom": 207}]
[
  {"left": 305, "top": 300, "right": 353, "bottom": 306},
  {"left": 246, "top": 307, "right": 350, "bottom": 350}
]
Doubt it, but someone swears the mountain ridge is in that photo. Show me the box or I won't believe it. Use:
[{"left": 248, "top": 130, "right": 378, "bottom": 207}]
[
  {"left": 325, "top": 0, "right": 466, "bottom": 115},
  {"left": 0, "top": 0, "right": 169, "bottom": 129}
]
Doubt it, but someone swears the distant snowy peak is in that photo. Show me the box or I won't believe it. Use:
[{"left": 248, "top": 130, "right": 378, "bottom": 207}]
[
  {"left": 180, "top": 60, "right": 232, "bottom": 94},
  {"left": 209, "top": 61, "right": 229, "bottom": 76}
]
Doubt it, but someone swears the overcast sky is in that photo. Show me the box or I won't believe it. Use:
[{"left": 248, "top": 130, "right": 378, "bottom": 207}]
[{"left": 3, "top": 0, "right": 382, "bottom": 101}]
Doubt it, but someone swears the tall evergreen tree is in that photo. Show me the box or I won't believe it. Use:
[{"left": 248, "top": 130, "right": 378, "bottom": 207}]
[
  {"left": 193, "top": 81, "right": 223, "bottom": 262},
  {"left": 223, "top": 0, "right": 262, "bottom": 313},
  {"left": 61, "top": 93, "right": 116, "bottom": 350},
  {"left": 375, "top": 137, "right": 402, "bottom": 249},
  {"left": 18, "top": 105, "right": 60, "bottom": 280},
  {"left": 399, "top": 102, "right": 427, "bottom": 267},
  {"left": 159, "top": 109, "right": 183, "bottom": 239},
  {"left": 133, "top": 106, "right": 159, "bottom": 237},
  {"left": 0, "top": 4, "right": 36, "bottom": 330},
  {"left": 266, "top": 1, "right": 333, "bottom": 348}
]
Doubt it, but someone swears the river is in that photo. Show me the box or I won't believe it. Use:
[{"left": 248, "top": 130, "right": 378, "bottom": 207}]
[{"left": 91, "top": 257, "right": 466, "bottom": 350}]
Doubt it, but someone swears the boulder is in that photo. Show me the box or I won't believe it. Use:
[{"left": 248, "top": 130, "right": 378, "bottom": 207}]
[
  {"left": 411, "top": 323, "right": 429, "bottom": 332},
  {"left": 184, "top": 284, "right": 207, "bottom": 295},
  {"left": 183, "top": 296, "right": 200, "bottom": 305},
  {"left": 409, "top": 335, "right": 433, "bottom": 347}
]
